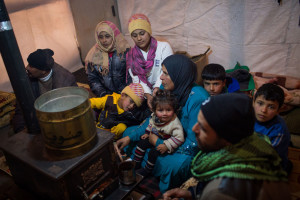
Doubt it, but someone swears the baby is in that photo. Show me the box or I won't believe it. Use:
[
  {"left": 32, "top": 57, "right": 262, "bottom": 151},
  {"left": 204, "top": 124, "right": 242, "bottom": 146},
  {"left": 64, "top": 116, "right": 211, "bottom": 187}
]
[{"left": 133, "top": 89, "right": 184, "bottom": 176}]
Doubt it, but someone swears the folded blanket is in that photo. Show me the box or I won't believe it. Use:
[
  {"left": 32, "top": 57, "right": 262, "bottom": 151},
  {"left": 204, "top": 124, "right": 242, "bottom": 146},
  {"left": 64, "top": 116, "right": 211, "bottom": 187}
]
[
  {"left": 0, "top": 91, "right": 16, "bottom": 128},
  {"left": 251, "top": 72, "right": 300, "bottom": 90}
]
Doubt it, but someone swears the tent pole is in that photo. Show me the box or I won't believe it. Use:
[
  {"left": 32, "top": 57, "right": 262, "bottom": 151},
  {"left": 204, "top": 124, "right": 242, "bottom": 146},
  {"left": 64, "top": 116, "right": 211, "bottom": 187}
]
[{"left": 0, "top": 0, "right": 40, "bottom": 134}]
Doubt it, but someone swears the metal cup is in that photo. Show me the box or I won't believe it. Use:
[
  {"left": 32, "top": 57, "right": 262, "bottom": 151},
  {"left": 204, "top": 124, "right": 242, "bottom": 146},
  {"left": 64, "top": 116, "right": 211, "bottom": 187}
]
[{"left": 118, "top": 161, "right": 136, "bottom": 185}]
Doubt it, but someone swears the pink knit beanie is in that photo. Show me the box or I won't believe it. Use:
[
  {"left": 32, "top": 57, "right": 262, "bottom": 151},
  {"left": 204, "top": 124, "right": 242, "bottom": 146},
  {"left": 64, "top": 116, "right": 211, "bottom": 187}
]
[{"left": 121, "top": 83, "right": 144, "bottom": 107}]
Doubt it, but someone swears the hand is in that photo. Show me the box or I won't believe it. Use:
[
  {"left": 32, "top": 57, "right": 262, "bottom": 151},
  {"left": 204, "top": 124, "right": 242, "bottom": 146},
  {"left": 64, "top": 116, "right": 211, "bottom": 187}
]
[
  {"left": 111, "top": 123, "right": 127, "bottom": 139},
  {"left": 163, "top": 188, "right": 193, "bottom": 200},
  {"left": 152, "top": 87, "right": 159, "bottom": 97},
  {"left": 116, "top": 136, "right": 130, "bottom": 151},
  {"left": 149, "top": 133, "right": 158, "bottom": 146},
  {"left": 156, "top": 144, "right": 168, "bottom": 154},
  {"left": 141, "top": 134, "right": 149, "bottom": 140},
  {"left": 145, "top": 93, "right": 153, "bottom": 111}
]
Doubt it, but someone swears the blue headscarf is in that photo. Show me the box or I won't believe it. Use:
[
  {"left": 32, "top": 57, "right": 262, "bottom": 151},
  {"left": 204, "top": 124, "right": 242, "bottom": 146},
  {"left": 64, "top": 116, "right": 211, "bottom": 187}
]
[{"left": 162, "top": 54, "right": 197, "bottom": 106}]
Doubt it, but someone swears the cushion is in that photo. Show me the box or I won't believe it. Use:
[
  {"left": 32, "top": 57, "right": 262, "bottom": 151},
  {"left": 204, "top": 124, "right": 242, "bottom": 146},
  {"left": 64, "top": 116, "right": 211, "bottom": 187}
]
[{"left": 0, "top": 91, "right": 16, "bottom": 128}]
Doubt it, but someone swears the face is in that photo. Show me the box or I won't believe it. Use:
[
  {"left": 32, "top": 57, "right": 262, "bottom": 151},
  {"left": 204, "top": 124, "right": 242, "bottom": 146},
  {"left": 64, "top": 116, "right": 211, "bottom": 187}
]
[
  {"left": 155, "top": 103, "right": 175, "bottom": 123},
  {"left": 253, "top": 96, "right": 279, "bottom": 123},
  {"left": 160, "top": 65, "right": 175, "bottom": 91},
  {"left": 192, "top": 111, "right": 229, "bottom": 152},
  {"left": 98, "top": 31, "right": 113, "bottom": 48},
  {"left": 203, "top": 80, "right": 226, "bottom": 96},
  {"left": 119, "top": 94, "right": 136, "bottom": 111},
  {"left": 25, "top": 64, "right": 47, "bottom": 78},
  {"left": 131, "top": 29, "right": 151, "bottom": 51}
]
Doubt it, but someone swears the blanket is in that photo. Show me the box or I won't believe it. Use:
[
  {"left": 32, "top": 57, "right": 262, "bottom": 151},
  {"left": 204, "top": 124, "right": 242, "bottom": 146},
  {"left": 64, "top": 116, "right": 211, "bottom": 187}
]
[{"left": 0, "top": 91, "right": 16, "bottom": 128}]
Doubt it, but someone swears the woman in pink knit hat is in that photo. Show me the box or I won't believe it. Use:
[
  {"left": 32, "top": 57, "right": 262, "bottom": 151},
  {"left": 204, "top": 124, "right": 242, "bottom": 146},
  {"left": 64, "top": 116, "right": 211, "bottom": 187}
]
[{"left": 126, "top": 14, "right": 173, "bottom": 110}]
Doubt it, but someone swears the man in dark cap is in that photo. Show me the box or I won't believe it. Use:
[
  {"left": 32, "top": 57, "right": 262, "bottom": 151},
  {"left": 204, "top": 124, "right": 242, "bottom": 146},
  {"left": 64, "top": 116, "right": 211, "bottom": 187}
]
[
  {"left": 12, "top": 48, "right": 78, "bottom": 133},
  {"left": 163, "top": 93, "right": 290, "bottom": 200}
]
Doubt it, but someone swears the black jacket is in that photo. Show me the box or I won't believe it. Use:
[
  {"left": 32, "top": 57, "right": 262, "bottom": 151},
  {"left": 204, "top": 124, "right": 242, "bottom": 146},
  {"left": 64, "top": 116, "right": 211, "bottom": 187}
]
[{"left": 86, "top": 49, "right": 131, "bottom": 97}]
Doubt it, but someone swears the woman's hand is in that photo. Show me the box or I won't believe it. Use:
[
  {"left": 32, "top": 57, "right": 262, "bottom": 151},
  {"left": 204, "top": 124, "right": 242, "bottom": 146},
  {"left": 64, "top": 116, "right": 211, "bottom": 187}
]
[
  {"left": 152, "top": 87, "right": 159, "bottom": 96},
  {"left": 149, "top": 133, "right": 158, "bottom": 146},
  {"left": 162, "top": 188, "right": 193, "bottom": 200},
  {"left": 156, "top": 144, "right": 168, "bottom": 154},
  {"left": 144, "top": 93, "right": 153, "bottom": 111},
  {"left": 116, "top": 136, "right": 130, "bottom": 151}
]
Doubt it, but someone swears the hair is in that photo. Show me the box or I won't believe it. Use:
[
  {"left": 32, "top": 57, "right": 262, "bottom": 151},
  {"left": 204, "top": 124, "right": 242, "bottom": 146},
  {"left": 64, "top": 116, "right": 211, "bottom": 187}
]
[
  {"left": 152, "top": 89, "right": 179, "bottom": 113},
  {"left": 201, "top": 64, "right": 226, "bottom": 81},
  {"left": 254, "top": 83, "right": 284, "bottom": 108}
]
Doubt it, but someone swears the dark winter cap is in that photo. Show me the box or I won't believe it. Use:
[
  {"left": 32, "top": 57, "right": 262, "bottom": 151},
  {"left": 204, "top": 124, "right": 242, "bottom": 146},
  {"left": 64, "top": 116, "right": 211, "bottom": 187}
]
[
  {"left": 226, "top": 62, "right": 255, "bottom": 91},
  {"left": 201, "top": 93, "right": 255, "bottom": 144},
  {"left": 27, "top": 49, "right": 54, "bottom": 71}
]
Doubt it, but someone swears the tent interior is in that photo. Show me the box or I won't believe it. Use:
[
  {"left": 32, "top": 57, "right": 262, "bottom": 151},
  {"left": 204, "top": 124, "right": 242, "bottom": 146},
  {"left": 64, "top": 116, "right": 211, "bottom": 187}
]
[
  {"left": 0, "top": 0, "right": 300, "bottom": 199},
  {"left": 0, "top": 0, "right": 299, "bottom": 93}
]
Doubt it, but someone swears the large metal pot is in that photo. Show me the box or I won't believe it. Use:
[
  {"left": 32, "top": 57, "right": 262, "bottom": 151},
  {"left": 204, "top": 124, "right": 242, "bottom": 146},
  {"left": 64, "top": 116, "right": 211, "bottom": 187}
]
[{"left": 34, "top": 87, "right": 97, "bottom": 159}]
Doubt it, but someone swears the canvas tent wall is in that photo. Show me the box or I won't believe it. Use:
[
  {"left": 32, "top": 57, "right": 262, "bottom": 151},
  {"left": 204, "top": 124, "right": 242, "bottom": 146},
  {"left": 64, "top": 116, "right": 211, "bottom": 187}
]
[
  {"left": 117, "top": 0, "right": 300, "bottom": 77},
  {"left": 0, "top": 0, "right": 119, "bottom": 92}
]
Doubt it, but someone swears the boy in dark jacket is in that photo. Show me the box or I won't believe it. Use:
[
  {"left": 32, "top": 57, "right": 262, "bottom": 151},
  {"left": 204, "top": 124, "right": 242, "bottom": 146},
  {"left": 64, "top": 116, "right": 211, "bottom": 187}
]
[{"left": 201, "top": 64, "right": 240, "bottom": 96}]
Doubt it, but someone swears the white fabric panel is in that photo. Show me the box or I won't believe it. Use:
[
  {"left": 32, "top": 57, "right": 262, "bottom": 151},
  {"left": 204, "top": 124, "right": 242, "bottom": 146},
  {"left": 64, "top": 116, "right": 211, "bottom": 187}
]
[
  {"left": 243, "top": 1, "right": 290, "bottom": 44},
  {"left": 0, "top": 0, "right": 83, "bottom": 92},
  {"left": 245, "top": 44, "right": 288, "bottom": 75},
  {"left": 286, "top": 44, "right": 300, "bottom": 75},
  {"left": 118, "top": 0, "right": 187, "bottom": 34},
  {"left": 285, "top": 1, "right": 300, "bottom": 43},
  {"left": 117, "top": 0, "right": 300, "bottom": 78}
]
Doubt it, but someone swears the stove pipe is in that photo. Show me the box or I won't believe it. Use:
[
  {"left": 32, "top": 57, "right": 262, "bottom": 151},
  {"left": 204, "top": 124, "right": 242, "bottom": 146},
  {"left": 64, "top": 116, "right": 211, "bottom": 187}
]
[{"left": 0, "top": 0, "right": 40, "bottom": 134}]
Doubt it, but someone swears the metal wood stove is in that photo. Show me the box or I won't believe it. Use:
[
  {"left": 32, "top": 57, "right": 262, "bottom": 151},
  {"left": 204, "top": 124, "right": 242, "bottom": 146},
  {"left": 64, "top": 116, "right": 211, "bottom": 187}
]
[{"left": 0, "top": 128, "right": 122, "bottom": 200}]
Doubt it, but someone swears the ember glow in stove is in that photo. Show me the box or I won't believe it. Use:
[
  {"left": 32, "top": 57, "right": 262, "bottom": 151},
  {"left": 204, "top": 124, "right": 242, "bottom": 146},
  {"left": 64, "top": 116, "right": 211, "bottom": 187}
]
[{"left": 0, "top": 87, "right": 122, "bottom": 199}]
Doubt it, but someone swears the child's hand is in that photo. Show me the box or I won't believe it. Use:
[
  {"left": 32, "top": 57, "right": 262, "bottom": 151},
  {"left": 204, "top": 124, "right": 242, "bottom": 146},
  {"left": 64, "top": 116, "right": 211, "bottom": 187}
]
[
  {"left": 149, "top": 133, "right": 158, "bottom": 146},
  {"left": 156, "top": 144, "right": 168, "bottom": 154},
  {"left": 141, "top": 134, "right": 149, "bottom": 140},
  {"left": 111, "top": 123, "right": 127, "bottom": 139}
]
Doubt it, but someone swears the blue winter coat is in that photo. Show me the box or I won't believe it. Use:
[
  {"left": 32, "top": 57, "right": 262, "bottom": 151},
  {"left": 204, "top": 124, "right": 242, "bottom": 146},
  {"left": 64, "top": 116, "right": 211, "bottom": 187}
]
[{"left": 254, "top": 115, "right": 290, "bottom": 171}]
